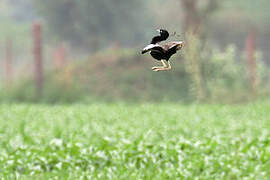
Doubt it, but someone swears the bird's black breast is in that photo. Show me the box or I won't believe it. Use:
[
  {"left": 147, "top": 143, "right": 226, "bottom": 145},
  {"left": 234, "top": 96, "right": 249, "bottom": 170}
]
[
  {"left": 150, "top": 51, "right": 163, "bottom": 61},
  {"left": 150, "top": 47, "right": 177, "bottom": 61},
  {"left": 165, "top": 47, "right": 177, "bottom": 60}
]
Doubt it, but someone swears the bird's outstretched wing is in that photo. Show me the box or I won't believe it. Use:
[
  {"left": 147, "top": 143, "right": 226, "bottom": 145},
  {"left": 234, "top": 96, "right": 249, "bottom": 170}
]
[
  {"left": 162, "top": 41, "right": 184, "bottom": 51},
  {"left": 141, "top": 44, "right": 164, "bottom": 54}
]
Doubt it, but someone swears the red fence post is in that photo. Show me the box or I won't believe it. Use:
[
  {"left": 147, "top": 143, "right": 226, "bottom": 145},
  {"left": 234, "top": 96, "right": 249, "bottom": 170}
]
[
  {"left": 5, "top": 38, "right": 12, "bottom": 87},
  {"left": 33, "top": 22, "right": 43, "bottom": 98},
  {"left": 245, "top": 30, "right": 257, "bottom": 97}
]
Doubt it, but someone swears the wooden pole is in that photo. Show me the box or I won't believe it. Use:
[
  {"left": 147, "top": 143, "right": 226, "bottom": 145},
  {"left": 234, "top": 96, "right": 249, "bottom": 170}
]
[
  {"left": 245, "top": 30, "right": 257, "bottom": 98},
  {"left": 5, "top": 38, "right": 12, "bottom": 87},
  {"left": 33, "top": 22, "right": 43, "bottom": 98}
]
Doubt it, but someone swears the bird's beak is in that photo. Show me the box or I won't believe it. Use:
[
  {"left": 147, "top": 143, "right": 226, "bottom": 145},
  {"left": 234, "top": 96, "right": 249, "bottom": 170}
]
[{"left": 156, "top": 29, "right": 161, "bottom": 33}]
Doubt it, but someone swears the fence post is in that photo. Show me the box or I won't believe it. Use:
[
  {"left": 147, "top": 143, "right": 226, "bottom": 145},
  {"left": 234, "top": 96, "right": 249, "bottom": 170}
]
[
  {"left": 5, "top": 38, "right": 12, "bottom": 87},
  {"left": 245, "top": 30, "right": 257, "bottom": 98},
  {"left": 33, "top": 22, "right": 43, "bottom": 98}
]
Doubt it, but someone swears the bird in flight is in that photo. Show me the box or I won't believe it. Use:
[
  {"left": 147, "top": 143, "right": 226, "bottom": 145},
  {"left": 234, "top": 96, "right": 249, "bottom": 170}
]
[{"left": 141, "top": 29, "right": 184, "bottom": 72}]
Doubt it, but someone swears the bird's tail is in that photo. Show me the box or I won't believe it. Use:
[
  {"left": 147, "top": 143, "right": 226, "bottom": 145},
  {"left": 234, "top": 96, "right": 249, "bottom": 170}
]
[{"left": 141, "top": 49, "right": 148, "bottom": 54}]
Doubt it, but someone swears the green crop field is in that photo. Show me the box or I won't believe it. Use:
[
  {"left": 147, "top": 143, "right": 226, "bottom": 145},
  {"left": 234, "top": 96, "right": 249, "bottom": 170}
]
[{"left": 0, "top": 103, "right": 270, "bottom": 179}]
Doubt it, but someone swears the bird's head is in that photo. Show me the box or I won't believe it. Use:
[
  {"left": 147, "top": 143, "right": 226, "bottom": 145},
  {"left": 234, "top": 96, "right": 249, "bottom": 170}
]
[
  {"left": 157, "top": 29, "right": 169, "bottom": 39},
  {"left": 156, "top": 29, "right": 164, "bottom": 33}
]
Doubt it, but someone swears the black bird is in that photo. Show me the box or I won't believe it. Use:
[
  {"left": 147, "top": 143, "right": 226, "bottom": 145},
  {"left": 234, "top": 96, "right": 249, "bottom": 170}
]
[{"left": 141, "top": 29, "right": 184, "bottom": 72}]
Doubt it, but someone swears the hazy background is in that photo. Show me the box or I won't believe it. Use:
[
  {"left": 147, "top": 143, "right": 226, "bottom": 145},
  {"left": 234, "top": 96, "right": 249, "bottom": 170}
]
[{"left": 0, "top": 0, "right": 270, "bottom": 103}]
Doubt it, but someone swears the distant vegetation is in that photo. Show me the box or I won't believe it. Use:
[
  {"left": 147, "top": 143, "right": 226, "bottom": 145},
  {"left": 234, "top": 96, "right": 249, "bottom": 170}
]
[{"left": 2, "top": 39, "right": 270, "bottom": 104}]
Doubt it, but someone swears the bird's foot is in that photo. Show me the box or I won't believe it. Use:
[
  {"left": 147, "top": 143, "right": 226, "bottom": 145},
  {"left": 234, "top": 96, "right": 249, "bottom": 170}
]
[
  {"left": 152, "top": 66, "right": 163, "bottom": 70},
  {"left": 152, "top": 67, "right": 165, "bottom": 72},
  {"left": 152, "top": 67, "right": 171, "bottom": 72}
]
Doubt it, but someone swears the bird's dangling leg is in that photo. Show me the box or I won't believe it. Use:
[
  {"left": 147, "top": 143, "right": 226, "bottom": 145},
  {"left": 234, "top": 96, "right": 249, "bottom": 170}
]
[
  {"left": 152, "top": 60, "right": 172, "bottom": 72},
  {"left": 152, "top": 60, "right": 167, "bottom": 71}
]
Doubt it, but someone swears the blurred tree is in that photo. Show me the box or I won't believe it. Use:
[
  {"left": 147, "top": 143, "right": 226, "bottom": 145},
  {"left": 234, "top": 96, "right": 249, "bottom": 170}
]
[
  {"left": 32, "top": 0, "right": 152, "bottom": 51},
  {"left": 180, "top": 0, "right": 218, "bottom": 34},
  {"left": 178, "top": 0, "right": 218, "bottom": 102}
]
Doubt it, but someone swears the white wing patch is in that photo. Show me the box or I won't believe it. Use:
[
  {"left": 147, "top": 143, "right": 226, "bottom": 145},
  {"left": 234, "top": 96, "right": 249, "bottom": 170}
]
[{"left": 142, "top": 44, "right": 160, "bottom": 52}]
